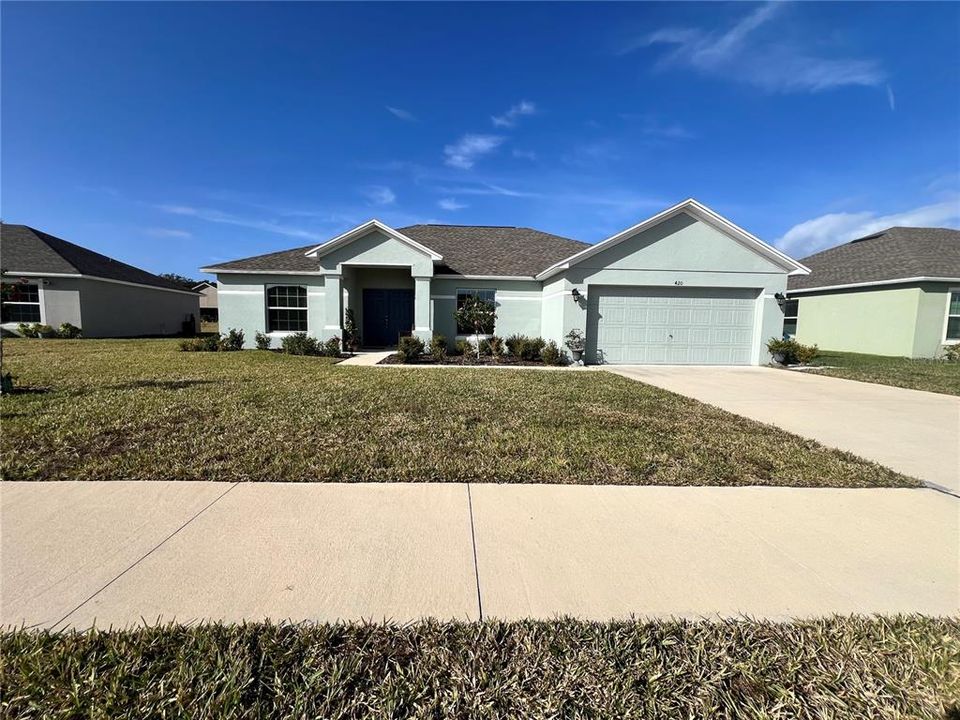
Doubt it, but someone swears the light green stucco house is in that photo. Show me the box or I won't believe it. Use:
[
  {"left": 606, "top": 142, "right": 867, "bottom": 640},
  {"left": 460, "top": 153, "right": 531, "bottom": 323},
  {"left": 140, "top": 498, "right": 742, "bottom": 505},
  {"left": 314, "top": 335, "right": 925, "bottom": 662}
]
[
  {"left": 786, "top": 226, "right": 960, "bottom": 359},
  {"left": 202, "top": 199, "right": 808, "bottom": 365}
]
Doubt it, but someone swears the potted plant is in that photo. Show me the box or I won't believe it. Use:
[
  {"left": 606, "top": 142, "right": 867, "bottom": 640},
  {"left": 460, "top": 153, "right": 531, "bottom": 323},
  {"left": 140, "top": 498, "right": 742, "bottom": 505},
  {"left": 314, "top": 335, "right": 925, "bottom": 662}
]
[
  {"left": 564, "top": 328, "right": 586, "bottom": 364},
  {"left": 766, "top": 337, "right": 789, "bottom": 364}
]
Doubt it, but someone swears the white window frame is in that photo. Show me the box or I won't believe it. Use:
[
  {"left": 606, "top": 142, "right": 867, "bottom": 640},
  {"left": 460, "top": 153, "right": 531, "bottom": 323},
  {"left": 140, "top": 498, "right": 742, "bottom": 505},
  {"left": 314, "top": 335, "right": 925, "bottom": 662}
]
[
  {"left": 943, "top": 287, "right": 960, "bottom": 344},
  {"left": 782, "top": 298, "right": 799, "bottom": 339},
  {"left": 265, "top": 284, "right": 308, "bottom": 335},
  {"left": 455, "top": 287, "right": 497, "bottom": 336},
  {"left": 1, "top": 280, "right": 44, "bottom": 325}
]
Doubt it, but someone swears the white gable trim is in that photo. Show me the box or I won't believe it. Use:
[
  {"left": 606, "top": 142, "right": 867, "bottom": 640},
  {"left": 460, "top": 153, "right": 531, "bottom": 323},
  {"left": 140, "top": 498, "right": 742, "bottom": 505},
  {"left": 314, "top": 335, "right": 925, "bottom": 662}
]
[
  {"left": 535, "top": 199, "right": 810, "bottom": 280},
  {"left": 302, "top": 219, "right": 443, "bottom": 261},
  {"left": 2, "top": 271, "right": 200, "bottom": 296}
]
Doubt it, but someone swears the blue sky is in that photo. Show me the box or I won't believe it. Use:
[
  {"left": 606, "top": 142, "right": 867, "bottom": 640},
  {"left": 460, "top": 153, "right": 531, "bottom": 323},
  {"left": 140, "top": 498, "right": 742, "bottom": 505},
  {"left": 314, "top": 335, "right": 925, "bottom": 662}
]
[{"left": 3, "top": 1, "right": 958, "bottom": 279}]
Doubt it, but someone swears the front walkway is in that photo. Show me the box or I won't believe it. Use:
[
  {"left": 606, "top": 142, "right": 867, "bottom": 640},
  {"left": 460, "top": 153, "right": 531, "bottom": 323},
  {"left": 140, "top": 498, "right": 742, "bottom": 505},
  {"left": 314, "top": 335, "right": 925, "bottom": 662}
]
[
  {"left": 607, "top": 366, "right": 960, "bottom": 494},
  {"left": 3, "top": 481, "right": 956, "bottom": 628}
]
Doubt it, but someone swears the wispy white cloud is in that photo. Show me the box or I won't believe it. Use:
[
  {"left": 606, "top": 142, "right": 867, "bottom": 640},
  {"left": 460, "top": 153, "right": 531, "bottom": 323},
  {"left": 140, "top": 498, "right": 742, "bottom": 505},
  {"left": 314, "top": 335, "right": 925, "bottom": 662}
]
[
  {"left": 435, "top": 182, "right": 543, "bottom": 199},
  {"left": 143, "top": 227, "right": 192, "bottom": 239},
  {"left": 386, "top": 106, "right": 417, "bottom": 122},
  {"left": 619, "top": 113, "right": 694, "bottom": 139},
  {"left": 638, "top": 3, "right": 885, "bottom": 94},
  {"left": 362, "top": 185, "right": 396, "bottom": 205},
  {"left": 157, "top": 204, "right": 325, "bottom": 241},
  {"left": 776, "top": 199, "right": 960, "bottom": 256},
  {"left": 886, "top": 84, "right": 896, "bottom": 111},
  {"left": 443, "top": 134, "right": 505, "bottom": 169},
  {"left": 491, "top": 100, "right": 536, "bottom": 128},
  {"left": 512, "top": 149, "right": 538, "bottom": 160},
  {"left": 438, "top": 198, "right": 468, "bottom": 211}
]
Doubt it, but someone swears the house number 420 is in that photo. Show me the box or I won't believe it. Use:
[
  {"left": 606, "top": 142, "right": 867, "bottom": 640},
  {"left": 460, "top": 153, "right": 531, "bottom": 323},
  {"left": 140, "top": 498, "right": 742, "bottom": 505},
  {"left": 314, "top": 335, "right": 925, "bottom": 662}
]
[{"left": 674, "top": 280, "right": 684, "bottom": 286}]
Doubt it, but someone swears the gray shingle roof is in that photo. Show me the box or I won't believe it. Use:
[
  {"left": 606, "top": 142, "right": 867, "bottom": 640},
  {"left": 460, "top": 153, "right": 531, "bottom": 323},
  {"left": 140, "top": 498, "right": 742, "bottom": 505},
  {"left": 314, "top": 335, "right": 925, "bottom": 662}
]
[
  {"left": 204, "top": 224, "right": 590, "bottom": 277},
  {"left": 787, "top": 226, "right": 960, "bottom": 291},
  {"left": 1, "top": 224, "right": 194, "bottom": 292}
]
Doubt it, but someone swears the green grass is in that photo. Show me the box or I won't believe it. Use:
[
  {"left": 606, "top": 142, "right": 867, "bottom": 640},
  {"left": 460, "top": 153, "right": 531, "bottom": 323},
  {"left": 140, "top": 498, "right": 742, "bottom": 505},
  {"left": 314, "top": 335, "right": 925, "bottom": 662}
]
[
  {"left": 810, "top": 350, "right": 960, "bottom": 396},
  {"left": 0, "top": 339, "right": 916, "bottom": 487},
  {"left": 2, "top": 617, "right": 957, "bottom": 719}
]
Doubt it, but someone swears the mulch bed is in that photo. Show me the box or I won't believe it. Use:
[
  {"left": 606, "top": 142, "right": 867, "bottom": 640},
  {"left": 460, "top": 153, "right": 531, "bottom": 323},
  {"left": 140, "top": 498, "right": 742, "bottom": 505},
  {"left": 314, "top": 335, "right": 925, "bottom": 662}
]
[{"left": 379, "top": 354, "right": 556, "bottom": 366}]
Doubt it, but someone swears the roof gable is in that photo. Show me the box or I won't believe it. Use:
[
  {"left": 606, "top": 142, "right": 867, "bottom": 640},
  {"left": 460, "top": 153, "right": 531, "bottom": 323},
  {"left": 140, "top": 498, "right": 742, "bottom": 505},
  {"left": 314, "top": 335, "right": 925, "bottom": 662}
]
[
  {"left": 537, "top": 199, "right": 808, "bottom": 279},
  {"left": 787, "top": 226, "right": 960, "bottom": 292},
  {"left": 304, "top": 220, "right": 441, "bottom": 262}
]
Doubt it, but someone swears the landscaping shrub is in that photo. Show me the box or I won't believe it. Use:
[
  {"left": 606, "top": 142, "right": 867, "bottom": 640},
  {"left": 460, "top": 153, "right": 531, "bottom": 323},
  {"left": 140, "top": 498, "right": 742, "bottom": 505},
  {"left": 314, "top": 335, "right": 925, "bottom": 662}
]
[
  {"left": 16, "top": 323, "right": 38, "bottom": 338},
  {"left": 178, "top": 335, "right": 220, "bottom": 352},
  {"left": 478, "top": 336, "right": 504, "bottom": 358},
  {"left": 541, "top": 340, "right": 568, "bottom": 366},
  {"left": 254, "top": 331, "right": 271, "bottom": 350},
  {"left": 430, "top": 334, "right": 447, "bottom": 362},
  {"left": 220, "top": 328, "right": 245, "bottom": 352},
  {"left": 453, "top": 339, "right": 472, "bottom": 356},
  {"left": 57, "top": 322, "right": 82, "bottom": 339},
  {"left": 342, "top": 309, "right": 360, "bottom": 354},
  {"left": 943, "top": 344, "right": 960, "bottom": 363},
  {"left": 506, "top": 335, "right": 546, "bottom": 361},
  {"left": 281, "top": 332, "right": 320, "bottom": 356},
  {"left": 319, "top": 336, "right": 342, "bottom": 357},
  {"left": 397, "top": 336, "right": 425, "bottom": 363},
  {"left": 767, "top": 338, "right": 820, "bottom": 365}
]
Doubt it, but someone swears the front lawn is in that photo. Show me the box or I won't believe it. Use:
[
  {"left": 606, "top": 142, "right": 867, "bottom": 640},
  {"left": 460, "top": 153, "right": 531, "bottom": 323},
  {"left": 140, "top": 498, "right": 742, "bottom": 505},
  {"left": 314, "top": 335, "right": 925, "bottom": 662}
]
[
  {"left": 2, "top": 617, "right": 957, "bottom": 719},
  {"left": 810, "top": 350, "right": 960, "bottom": 396},
  {"left": 0, "top": 339, "right": 915, "bottom": 486}
]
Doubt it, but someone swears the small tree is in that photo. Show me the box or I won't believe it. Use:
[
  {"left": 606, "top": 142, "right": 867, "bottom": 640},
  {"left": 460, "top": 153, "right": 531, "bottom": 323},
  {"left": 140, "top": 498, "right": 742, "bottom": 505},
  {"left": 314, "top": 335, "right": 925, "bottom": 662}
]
[
  {"left": 342, "top": 309, "right": 360, "bottom": 355},
  {"left": 454, "top": 296, "right": 497, "bottom": 359}
]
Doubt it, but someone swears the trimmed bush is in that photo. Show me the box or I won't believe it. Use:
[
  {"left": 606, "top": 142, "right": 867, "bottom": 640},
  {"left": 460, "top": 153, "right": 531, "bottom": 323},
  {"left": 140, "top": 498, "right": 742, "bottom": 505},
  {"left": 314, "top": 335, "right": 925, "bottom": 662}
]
[
  {"left": 507, "top": 335, "right": 546, "bottom": 361},
  {"left": 478, "top": 336, "right": 504, "bottom": 358},
  {"left": 16, "top": 323, "right": 38, "bottom": 338},
  {"left": 254, "top": 331, "right": 271, "bottom": 350},
  {"left": 178, "top": 335, "right": 220, "bottom": 352},
  {"left": 220, "top": 328, "right": 245, "bottom": 352},
  {"left": 319, "top": 337, "right": 342, "bottom": 357},
  {"left": 541, "top": 340, "right": 569, "bottom": 366},
  {"left": 944, "top": 344, "right": 960, "bottom": 363},
  {"left": 57, "top": 323, "right": 82, "bottom": 339},
  {"left": 430, "top": 334, "right": 447, "bottom": 362},
  {"left": 453, "top": 339, "right": 471, "bottom": 357},
  {"left": 767, "top": 338, "right": 819, "bottom": 365},
  {"left": 397, "top": 336, "right": 425, "bottom": 363},
  {"left": 281, "top": 333, "right": 320, "bottom": 356}
]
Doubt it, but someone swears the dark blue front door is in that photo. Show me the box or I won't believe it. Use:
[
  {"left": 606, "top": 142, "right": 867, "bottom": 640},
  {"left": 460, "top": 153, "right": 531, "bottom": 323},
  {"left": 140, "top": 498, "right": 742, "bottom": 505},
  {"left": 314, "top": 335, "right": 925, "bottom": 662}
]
[{"left": 362, "top": 289, "right": 414, "bottom": 347}]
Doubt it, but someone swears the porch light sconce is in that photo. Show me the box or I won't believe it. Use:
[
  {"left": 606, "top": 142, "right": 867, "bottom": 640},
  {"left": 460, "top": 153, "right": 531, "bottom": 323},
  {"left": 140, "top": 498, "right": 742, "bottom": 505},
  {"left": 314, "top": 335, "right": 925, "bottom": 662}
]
[
  {"left": 571, "top": 288, "right": 582, "bottom": 302},
  {"left": 773, "top": 292, "right": 786, "bottom": 309}
]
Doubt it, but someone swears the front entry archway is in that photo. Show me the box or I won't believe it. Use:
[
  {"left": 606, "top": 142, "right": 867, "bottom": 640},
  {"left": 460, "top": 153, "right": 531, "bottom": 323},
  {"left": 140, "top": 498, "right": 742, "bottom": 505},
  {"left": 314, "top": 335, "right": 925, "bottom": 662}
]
[{"left": 362, "top": 288, "right": 414, "bottom": 347}]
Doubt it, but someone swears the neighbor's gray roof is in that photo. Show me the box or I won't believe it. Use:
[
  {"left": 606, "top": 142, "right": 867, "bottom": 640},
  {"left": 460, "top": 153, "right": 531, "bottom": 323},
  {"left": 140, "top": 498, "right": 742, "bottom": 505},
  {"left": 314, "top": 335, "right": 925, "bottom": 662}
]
[
  {"left": 1, "top": 224, "right": 193, "bottom": 292},
  {"left": 788, "top": 226, "right": 960, "bottom": 291},
  {"left": 205, "top": 225, "right": 590, "bottom": 277}
]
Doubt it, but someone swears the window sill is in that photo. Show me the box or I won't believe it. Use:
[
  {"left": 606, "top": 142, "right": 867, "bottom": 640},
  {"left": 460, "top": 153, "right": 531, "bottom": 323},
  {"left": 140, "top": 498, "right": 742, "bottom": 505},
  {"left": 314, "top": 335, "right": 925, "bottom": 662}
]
[{"left": 266, "top": 330, "right": 307, "bottom": 337}]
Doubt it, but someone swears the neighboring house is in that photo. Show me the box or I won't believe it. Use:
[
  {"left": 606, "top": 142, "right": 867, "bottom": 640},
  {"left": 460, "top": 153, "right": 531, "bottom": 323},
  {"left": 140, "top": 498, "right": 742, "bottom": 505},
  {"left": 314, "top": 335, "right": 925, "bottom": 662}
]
[
  {"left": 201, "top": 199, "right": 808, "bottom": 365},
  {"left": 1, "top": 224, "right": 200, "bottom": 337},
  {"left": 192, "top": 281, "right": 218, "bottom": 323},
  {"left": 786, "top": 227, "right": 960, "bottom": 358}
]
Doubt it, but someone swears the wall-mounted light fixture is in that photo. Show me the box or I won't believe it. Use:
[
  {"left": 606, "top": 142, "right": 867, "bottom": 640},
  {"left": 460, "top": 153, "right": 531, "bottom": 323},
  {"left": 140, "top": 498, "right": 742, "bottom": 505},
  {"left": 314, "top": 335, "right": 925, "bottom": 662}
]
[
  {"left": 773, "top": 292, "right": 786, "bottom": 309},
  {"left": 571, "top": 288, "right": 582, "bottom": 302}
]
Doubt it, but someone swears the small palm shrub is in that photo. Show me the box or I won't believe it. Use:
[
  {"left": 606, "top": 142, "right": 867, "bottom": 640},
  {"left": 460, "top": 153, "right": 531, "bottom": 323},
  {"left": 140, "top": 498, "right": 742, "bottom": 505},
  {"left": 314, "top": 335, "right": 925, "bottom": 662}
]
[
  {"left": 507, "top": 335, "right": 546, "bottom": 361},
  {"left": 430, "top": 334, "right": 447, "bottom": 362},
  {"left": 478, "top": 336, "right": 504, "bottom": 358},
  {"left": 453, "top": 339, "right": 471, "bottom": 357},
  {"left": 342, "top": 309, "right": 360, "bottom": 354},
  {"left": 57, "top": 323, "right": 82, "bottom": 339},
  {"left": 254, "top": 331, "right": 271, "bottom": 350},
  {"left": 281, "top": 332, "right": 319, "bottom": 356},
  {"left": 767, "top": 338, "right": 819, "bottom": 365},
  {"left": 397, "top": 336, "right": 425, "bottom": 363},
  {"left": 541, "top": 340, "right": 569, "bottom": 366}
]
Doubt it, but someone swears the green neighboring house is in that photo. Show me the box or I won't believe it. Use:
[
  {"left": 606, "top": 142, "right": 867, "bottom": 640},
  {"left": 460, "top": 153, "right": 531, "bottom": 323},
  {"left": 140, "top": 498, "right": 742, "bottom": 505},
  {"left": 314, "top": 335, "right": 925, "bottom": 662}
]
[
  {"left": 201, "top": 199, "right": 809, "bottom": 365},
  {"left": 786, "top": 227, "right": 960, "bottom": 358}
]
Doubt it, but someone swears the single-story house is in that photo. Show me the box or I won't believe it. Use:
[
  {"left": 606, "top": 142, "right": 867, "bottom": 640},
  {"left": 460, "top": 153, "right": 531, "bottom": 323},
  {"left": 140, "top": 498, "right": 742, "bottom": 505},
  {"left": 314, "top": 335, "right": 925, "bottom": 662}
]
[
  {"left": 201, "top": 199, "right": 809, "bottom": 365},
  {"left": 1, "top": 224, "right": 200, "bottom": 337},
  {"left": 786, "top": 226, "right": 960, "bottom": 358},
  {"left": 193, "top": 280, "right": 219, "bottom": 323}
]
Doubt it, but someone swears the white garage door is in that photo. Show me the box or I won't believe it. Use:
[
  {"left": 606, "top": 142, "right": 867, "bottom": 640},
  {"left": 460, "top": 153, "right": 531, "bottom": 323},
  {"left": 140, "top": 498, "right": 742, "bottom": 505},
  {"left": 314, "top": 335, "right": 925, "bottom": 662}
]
[{"left": 586, "top": 286, "right": 758, "bottom": 365}]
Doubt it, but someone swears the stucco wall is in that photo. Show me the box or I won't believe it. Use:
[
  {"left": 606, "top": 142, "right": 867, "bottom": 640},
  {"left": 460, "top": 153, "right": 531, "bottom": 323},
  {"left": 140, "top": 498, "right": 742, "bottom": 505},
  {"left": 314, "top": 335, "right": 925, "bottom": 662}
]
[
  {"left": 913, "top": 283, "right": 955, "bottom": 358},
  {"left": 318, "top": 231, "right": 434, "bottom": 277},
  {"left": 793, "top": 286, "right": 921, "bottom": 357},
  {"left": 217, "top": 274, "right": 326, "bottom": 349},
  {"left": 430, "top": 278, "right": 542, "bottom": 347},
  {"left": 77, "top": 278, "right": 199, "bottom": 337}
]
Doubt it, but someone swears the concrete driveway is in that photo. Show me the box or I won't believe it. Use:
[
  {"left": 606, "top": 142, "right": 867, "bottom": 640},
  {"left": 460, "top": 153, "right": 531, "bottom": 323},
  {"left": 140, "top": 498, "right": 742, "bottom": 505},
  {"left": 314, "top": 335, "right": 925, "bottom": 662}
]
[
  {"left": 607, "top": 366, "right": 960, "bottom": 494},
  {"left": 3, "top": 481, "right": 956, "bottom": 628}
]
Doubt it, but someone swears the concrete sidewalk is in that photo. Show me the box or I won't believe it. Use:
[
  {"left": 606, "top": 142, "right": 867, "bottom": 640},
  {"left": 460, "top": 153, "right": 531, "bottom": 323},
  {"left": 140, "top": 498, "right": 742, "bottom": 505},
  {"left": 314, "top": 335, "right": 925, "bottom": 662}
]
[
  {"left": 3, "top": 481, "right": 956, "bottom": 628},
  {"left": 607, "top": 366, "right": 960, "bottom": 494}
]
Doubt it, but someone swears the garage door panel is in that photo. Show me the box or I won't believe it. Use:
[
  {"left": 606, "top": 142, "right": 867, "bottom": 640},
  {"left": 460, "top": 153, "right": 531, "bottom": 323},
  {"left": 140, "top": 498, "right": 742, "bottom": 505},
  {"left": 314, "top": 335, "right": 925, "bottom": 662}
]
[{"left": 587, "top": 286, "right": 758, "bottom": 365}]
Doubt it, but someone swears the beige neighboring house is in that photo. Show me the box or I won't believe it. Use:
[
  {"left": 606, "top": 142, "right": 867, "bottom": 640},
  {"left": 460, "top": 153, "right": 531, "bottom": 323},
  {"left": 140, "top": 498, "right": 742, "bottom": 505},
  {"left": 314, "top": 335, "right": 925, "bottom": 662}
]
[{"left": 192, "top": 280, "right": 218, "bottom": 323}]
